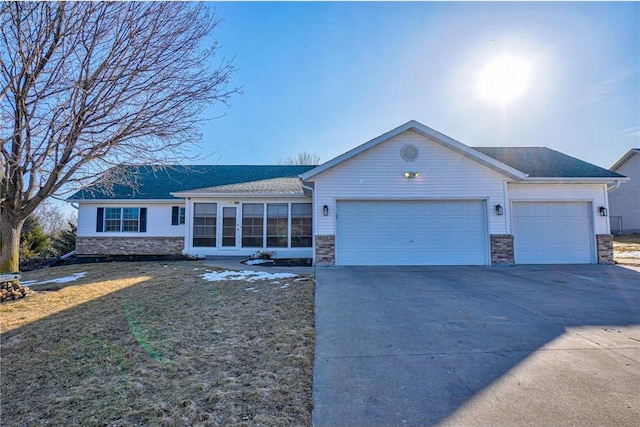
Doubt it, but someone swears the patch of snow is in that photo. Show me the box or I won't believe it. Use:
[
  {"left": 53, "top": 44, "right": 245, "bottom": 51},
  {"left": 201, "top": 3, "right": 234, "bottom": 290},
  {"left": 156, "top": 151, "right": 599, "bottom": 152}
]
[
  {"left": 26, "top": 272, "right": 87, "bottom": 287},
  {"left": 201, "top": 270, "right": 297, "bottom": 282},
  {"left": 245, "top": 259, "right": 272, "bottom": 265},
  {"left": 280, "top": 284, "right": 290, "bottom": 289}
]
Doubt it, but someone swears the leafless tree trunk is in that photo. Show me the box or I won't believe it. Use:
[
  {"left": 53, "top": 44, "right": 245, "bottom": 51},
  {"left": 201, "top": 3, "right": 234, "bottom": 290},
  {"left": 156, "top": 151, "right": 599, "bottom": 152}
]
[{"left": 0, "top": 2, "right": 239, "bottom": 273}]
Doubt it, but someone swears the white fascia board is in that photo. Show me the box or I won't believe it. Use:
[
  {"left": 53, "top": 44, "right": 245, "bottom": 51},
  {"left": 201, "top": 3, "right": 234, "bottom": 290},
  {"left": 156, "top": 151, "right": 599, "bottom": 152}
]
[
  {"left": 301, "top": 120, "right": 527, "bottom": 181},
  {"left": 610, "top": 149, "right": 639, "bottom": 171},
  {"left": 520, "top": 177, "right": 630, "bottom": 184},
  {"left": 74, "top": 198, "right": 182, "bottom": 204}
]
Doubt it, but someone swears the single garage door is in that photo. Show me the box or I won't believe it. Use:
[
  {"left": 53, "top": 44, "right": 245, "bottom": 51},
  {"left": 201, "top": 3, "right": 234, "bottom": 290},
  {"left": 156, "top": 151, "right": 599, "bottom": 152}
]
[
  {"left": 512, "top": 202, "right": 593, "bottom": 264},
  {"left": 336, "top": 200, "right": 488, "bottom": 266}
]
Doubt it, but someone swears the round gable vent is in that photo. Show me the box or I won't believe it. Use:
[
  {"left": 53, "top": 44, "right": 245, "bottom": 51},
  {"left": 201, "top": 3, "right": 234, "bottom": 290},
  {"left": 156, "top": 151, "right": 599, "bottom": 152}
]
[{"left": 401, "top": 144, "right": 419, "bottom": 162}]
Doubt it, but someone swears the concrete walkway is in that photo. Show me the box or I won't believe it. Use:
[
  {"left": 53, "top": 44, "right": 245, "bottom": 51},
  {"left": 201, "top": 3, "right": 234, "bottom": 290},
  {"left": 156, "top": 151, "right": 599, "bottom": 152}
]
[{"left": 313, "top": 265, "right": 640, "bottom": 427}]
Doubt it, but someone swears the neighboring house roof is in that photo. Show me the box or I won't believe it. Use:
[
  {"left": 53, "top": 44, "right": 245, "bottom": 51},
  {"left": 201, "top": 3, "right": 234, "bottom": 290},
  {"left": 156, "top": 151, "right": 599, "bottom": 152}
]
[
  {"left": 473, "top": 147, "right": 625, "bottom": 178},
  {"left": 69, "top": 165, "right": 316, "bottom": 200},
  {"left": 301, "top": 120, "right": 527, "bottom": 181},
  {"left": 172, "top": 177, "right": 307, "bottom": 197},
  {"left": 610, "top": 148, "right": 640, "bottom": 171}
]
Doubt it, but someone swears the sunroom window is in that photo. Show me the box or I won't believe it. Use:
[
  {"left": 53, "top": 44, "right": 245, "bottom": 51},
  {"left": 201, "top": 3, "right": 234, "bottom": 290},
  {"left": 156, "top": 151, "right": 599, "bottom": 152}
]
[
  {"left": 193, "top": 203, "right": 217, "bottom": 247},
  {"left": 291, "top": 203, "right": 312, "bottom": 247},
  {"left": 267, "top": 203, "right": 288, "bottom": 247}
]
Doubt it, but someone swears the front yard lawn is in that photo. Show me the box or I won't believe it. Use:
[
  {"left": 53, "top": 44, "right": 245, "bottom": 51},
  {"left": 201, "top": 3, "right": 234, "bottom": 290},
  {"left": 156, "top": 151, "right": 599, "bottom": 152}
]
[{"left": 0, "top": 261, "right": 314, "bottom": 426}]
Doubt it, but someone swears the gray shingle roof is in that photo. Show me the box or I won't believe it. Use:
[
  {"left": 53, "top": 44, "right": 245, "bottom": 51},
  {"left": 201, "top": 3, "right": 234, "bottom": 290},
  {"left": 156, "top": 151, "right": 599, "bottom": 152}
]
[
  {"left": 179, "top": 177, "right": 305, "bottom": 196},
  {"left": 69, "top": 165, "right": 316, "bottom": 200},
  {"left": 473, "top": 147, "right": 624, "bottom": 178}
]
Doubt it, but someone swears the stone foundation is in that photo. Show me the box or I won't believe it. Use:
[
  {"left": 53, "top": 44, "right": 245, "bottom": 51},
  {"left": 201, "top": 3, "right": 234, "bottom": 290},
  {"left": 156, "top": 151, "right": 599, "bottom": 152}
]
[
  {"left": 77, "top": 237, "right": 184, "bottom": 256},
  {"left": 596, "top": 234, "right": 614, "bottom": 265},
  {"left": 490, "top": 234, "right": 514, "bottom": 266},
  {"left": 315, "top": 235, "right": 335, "bottom": 266}
]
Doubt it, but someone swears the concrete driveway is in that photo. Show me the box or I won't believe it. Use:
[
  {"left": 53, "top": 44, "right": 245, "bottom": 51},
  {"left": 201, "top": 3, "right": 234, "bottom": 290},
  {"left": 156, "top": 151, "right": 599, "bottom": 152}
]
[{"left": 313, "top": 265, "right": 640, "bottom": 427}]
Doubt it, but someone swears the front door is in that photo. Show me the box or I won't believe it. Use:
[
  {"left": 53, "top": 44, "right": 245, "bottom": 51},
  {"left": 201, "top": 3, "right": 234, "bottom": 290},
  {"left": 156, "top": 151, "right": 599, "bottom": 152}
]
[{"left": 221, "top": 205, "right": 240, "bottom": 249}]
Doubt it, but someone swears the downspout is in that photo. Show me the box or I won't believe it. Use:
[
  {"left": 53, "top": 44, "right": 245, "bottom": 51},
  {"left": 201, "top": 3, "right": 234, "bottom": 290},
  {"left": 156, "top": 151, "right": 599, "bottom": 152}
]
[
  {"left": 301, "top": 181, "right": 315, "bottom": 265},
  {"left": 606, "top": 180, "right": 622, "bottom": 192}
]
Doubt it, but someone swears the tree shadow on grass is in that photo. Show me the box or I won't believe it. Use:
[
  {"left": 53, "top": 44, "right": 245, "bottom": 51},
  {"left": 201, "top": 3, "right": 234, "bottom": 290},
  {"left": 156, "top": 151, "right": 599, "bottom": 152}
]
[{"left": 1, "top": 261, "right": 315, "bottom": 426}]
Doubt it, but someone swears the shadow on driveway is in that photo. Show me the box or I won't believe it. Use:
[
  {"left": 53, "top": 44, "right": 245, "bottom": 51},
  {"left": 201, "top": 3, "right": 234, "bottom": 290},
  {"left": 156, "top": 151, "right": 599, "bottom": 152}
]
[{"left": 313, "top": 265, "right": 640, "bottom": 427}]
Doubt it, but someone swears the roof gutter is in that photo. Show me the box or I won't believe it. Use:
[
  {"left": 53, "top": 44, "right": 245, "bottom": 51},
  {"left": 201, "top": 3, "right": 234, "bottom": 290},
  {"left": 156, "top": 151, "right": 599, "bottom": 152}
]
[{"left": 521, "top": 177, "right": 630, "bottom": 184}]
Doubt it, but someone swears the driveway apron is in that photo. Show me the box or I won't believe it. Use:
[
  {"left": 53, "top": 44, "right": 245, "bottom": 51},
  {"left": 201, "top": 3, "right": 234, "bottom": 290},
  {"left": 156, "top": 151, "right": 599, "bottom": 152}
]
[{"left": 312, "top": 265, "right": 640, "bottom": 427}]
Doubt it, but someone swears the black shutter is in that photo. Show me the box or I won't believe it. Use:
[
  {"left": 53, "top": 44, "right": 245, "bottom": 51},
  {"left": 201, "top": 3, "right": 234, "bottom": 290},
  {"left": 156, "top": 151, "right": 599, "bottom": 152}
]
[
  {"left": 139, "top": 208, "right": 147, "bottom": 232},
  {"left": 96, "top": 207, "right": 104, "bottom": 232},
  {"left": 172, "top": 206, "right": 179, "bottom": 225}
]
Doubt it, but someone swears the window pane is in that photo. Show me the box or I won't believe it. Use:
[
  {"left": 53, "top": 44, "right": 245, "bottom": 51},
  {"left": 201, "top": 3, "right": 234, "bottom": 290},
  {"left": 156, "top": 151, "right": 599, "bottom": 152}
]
[
  {"left": 179, "top": 207, "right": 186, "bottom": 225},
  {"left": 242, "top": 203, "right": 263, "bottom": 247},
  {"left": 222, "top": 207, "right": 236, "bottom": 247},
  {"left": 267, "top": 203, "right": 288, "bottom": 247},
  {"left": 291, "top": 203, "right": 312, "bottom": 247},
  {"left": 105, "top": 208, "right": 122, "bottom": 232},
  {"left": 122, "top": 208, "right": 139, "bottom": 232},
  {"left": 193, "top": 203, "right": 216, "bottom": 247}
]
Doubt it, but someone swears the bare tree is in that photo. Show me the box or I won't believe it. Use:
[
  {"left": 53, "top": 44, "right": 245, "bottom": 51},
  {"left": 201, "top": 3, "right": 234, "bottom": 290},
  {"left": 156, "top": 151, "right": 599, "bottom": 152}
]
[
  {"left": 0, "top": 2, "right": 239, "bottom": 273},
  {"left": 277, "top": 151, "right": 321, "bottom": 165},
  {"left": 33, "top": 199, "right": 76, "bottom": 239}
]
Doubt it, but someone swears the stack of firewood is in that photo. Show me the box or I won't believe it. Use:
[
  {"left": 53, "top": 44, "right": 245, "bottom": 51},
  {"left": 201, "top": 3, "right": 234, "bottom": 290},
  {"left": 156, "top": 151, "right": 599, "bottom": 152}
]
[{"left": 0, "top": 280, "right": 30, "bottom": 302}]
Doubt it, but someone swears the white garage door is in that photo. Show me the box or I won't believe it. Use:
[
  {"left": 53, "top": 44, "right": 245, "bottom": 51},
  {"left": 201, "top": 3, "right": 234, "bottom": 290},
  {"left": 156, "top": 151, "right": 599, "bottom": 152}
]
[
  {"left": 336, "top": 200, "right": 488, "bottom": 266},
  {"left": 512, "top": 202, "right": 593, "bottom": 264}
]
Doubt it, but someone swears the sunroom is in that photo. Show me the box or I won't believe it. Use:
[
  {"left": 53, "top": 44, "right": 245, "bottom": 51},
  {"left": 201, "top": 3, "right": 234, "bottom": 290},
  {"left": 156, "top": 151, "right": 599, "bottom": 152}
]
[{"left": 172, "top": 177, "right": 314, "bottom": 259}]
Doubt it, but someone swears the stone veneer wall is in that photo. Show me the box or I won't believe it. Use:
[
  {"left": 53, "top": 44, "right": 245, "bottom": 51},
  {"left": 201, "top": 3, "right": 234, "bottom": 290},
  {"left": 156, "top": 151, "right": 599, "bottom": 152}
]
[
  {"left": 490, "top": 234, "right": 514, "bottom": 266},
  {"left": 315, "top": 235, "right": 335, "bottom": 266},
  {"left": 77, "top": 237, "right": 184, "bottom": 256},
  {"left": 596, "top": 234, "right": 614, "bottom": 265}
]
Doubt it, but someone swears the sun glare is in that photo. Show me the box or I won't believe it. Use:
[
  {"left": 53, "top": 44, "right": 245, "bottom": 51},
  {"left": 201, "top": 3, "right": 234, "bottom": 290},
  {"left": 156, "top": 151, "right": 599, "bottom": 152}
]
[{"left": 478, "top": 55, "right": 531, "bottom": 105}]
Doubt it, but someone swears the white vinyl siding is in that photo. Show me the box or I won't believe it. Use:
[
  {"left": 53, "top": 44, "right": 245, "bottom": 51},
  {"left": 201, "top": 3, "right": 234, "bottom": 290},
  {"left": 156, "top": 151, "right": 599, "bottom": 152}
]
[
  {"left": 77, "top": 202, "right": 185, "bottom": 238},
  {"left": 508, "top": 183, "right": 609, "bottom": 235},
  {"left": 336, "top": 200, "right": 488, "bottom": 266},
  {"left": 309, "top": 130, "right": 511, "bottom": 237},
  {"left": 608, "top": 154, "right": 640, "bottom": 234},
  {"left": 512, "top": 202, "right": 593, "bottom": 264}
]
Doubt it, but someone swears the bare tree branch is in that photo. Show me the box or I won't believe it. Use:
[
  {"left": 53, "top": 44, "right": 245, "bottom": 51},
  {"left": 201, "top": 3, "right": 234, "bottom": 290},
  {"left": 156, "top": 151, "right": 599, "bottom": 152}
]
[{"left": 0, "top": 1, "right": 239, "bottom": 272}]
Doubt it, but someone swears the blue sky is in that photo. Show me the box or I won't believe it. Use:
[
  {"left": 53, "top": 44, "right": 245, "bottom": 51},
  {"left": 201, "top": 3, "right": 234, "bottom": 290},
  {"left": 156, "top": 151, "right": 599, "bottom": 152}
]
[{"left": 197, "top": 1, "right": 638, "bottom": 169}]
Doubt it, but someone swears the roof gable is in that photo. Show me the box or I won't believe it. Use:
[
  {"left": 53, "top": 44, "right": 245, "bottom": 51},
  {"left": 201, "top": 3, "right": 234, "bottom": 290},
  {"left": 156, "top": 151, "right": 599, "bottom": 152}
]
[
  {"left": 610, "top": 148, "right": 640, "bottom": 171},
  {"left": 301, "top": 120, "right": 527, "bottom": 181},
  {"left": 69, "top": 165, "right": 315, "bottom": 200},
  {"left": 473, "top": 147, "right": 625, "bottom": 179}
]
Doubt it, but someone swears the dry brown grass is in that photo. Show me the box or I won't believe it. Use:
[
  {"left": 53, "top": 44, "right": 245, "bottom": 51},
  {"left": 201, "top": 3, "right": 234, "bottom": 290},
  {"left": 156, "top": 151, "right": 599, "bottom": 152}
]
[
  {"left": 613, "top": 233, "right": 640, "bottom": 257},
  {"left": 1, "top": 261, "right": 314, "bottom": 426}
]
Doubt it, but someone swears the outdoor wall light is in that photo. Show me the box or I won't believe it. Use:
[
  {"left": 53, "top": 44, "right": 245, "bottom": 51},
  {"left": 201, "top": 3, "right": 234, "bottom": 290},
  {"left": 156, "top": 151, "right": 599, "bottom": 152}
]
[
  {"left": 599, "top": 206, "right": 608, "bottom": 217},
  {"left": 495, "top": 204, "right": 504, "bottom": 216},
  {"left": 323, "top": 205, "right": 329, "bottom": 216},
  {"left": 404, "top": 171, "right": 419, "bottom": 179}
]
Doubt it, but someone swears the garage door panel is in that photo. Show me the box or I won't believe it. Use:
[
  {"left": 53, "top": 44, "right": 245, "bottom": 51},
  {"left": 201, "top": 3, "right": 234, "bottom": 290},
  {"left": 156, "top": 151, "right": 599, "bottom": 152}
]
[
  {"left": 337, "top": 200, "right": 488, "bottom": 265},
  {"left": 513, "top": 202, "right": 592, "bottom": 264}
]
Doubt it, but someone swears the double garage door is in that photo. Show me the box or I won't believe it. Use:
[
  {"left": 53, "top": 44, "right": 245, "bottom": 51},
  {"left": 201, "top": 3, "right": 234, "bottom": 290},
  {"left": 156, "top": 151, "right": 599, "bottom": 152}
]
[
  {"left": 336, "top": 200, "right": 488, "bottom": 265},
  {"left": 335, "top": 200, "right": 594, "bottom": 266}
]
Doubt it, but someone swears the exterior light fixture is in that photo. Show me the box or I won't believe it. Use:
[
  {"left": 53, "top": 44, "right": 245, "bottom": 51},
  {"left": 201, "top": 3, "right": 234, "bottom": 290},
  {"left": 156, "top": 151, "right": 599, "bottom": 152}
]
[
  {"left": 599, "top": 206, "right": 608, "bottom": 217},
  {"left": 495, "top": 204, "right": 504, "bottom": 215},
  {"left": 323, "top": 205, "right": 329, "bottom": 216},
  {"left": 404, "top": 171, "right": 419, "bottom": 179}
]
